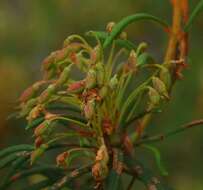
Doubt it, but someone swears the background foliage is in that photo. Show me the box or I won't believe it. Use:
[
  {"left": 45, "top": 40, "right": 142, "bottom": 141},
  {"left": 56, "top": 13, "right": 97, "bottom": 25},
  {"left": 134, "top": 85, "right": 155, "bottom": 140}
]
[{"left": 0, "top": 0, "right": 203, "bottom": 189}]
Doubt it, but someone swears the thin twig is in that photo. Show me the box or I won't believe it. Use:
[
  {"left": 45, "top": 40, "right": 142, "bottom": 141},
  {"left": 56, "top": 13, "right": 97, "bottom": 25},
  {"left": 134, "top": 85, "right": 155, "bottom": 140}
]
[
  {"left": 127, "top": 176, "right": 136, "bottom": 190},
  {"left": 136, "top": 119, "right": 203, "bottom": 145},
  {"left": 124, "top": 109, "right": 161, "bottom": 128},
  {"left": 49, "top": 143, "right": 97, "bottom": 150}
]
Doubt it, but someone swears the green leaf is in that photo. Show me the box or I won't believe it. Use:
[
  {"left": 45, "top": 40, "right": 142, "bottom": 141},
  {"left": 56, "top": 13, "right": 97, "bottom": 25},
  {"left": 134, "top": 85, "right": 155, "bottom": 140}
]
[
  {"left": 8, "top": 166, "right": 64, "bottom": 186},
  {"left": 142, "top": 144, "right": 168, "bottom": 176},
  {"left": 117, "top": 72, "right": 133, "bottom": 109},
  {"left": 46, "top": 104, "right": 81, "bottom": 113},
  {"left": 137, "top": 52, "right": 155, "bottom": 67},
  {"left": 48, "top": 164, "right": 92, "bottom": 190},
  {"left": 0, "top": 145, "right": 34, "bottom": 159},
  {"left": 22, "top": 179, "right": 53, "bottom": 190},
  {"left": 119, "top": 82, "right": 148, "bottom": 128},
  {"left": 86, "top": 31, "right": 136, "bottom": 50},
  {"left": 184, "top": 0, "right": 203, "bottom": 31},
  {"left": 25, "top": 117, "right": 44, "bottom": 130},
  {"left": 103, "top": 13, "right": 169, "bottom": 48},
  {"left": 0, "top": 154, "right": 18, "bottom": 169},
  {"left": 66, "top": 149, "right": 94, "bottom": 167},
  {"left": 31, "top": 144, "right": 49, "bottom": 164},
  {"left": 1, "top": 155, "right": 30, "bottom": 190},
  {"left": 55, "top": 116, "right": 87, "bottom": 128}
]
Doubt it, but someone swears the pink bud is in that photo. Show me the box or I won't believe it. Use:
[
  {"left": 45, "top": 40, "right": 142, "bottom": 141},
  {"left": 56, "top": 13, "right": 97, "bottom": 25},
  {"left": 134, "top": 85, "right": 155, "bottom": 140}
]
[{"left": 67, "top": 80, "right": 85, "bottom": 93}]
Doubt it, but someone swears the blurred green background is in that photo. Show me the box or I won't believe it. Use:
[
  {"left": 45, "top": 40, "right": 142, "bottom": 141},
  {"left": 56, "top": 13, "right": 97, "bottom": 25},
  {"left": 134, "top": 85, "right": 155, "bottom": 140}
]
[{"left": 0, "top": 0, "right": 202, "bottom": 189}]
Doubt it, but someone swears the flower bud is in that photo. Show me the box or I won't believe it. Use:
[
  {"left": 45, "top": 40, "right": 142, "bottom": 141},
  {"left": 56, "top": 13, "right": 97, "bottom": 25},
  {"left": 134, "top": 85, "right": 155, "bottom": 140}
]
[
  {"left": 34, "top": 136, "right": 43, "bottom": 148},
  {"left": 31, "top": 144, "right": 48, "bottom": 164},
  {"left": 109, "top": 74, "right": 118, "bottom": 90},
  {"left": 34, "top": 120, "right": 50, "bottom": 137},
  {"left": 152, "top": 77, "right": 169, "bottom": 99},
  {"left": 92, "top": 162, "right": 109, "bottom": 181},
  {"left": 67, "top": 80, "right": 85, "bottom": 94},
  {"left": 85, "top": 69, "right": 97, "bottom": 89},
  {"left": 69, "top": 52, "right": 78, "bottom": 64},
  {"left": 127, "top": 50, "right": 137, "bottom": 71},
  {"left": 44, "top": 112, "right": 58, "bottom": 120},
  {"left": 119, "top": 31, "right": 127, "bottom": 40},
  {"left": 56, "top": 151, "right": 69, "bottom": 167},
  {"left": 56, "top": 65, "right": 72, "bottom": 86},
  {"left": 19, "top": 98, "right": 38, "bottom": 117},
  {"left": 19, "top": 86, "right": 34, "bottom": 103},
  {"left": 19, "top": 81, "right": 46, "bottom": 103},
  {"left": 136, "top": 42, "right": 148, "bottom": 56},
  {"left": 102, "top": 118, "right": 114, "bottom": 135},
  {"left": 92, "top": 145, "right": 109, "bottom": 181},
  {"left": 106, "top": 22, "right": 115, "bottom": 33},
  {"left": 27, "top": 104, "right": 44, "bottom": 122},
  {"left": 90, "top": 46, "right": 101, "bottom": 64},
  {"left": 39, "top": 84, "right": 56, "bottom": 103},
  {"left": 83, "top": 99, "right": 95, "bottom": 119},
  {"left": 148, "top": 87, "right": 160, "bottom": 105}
]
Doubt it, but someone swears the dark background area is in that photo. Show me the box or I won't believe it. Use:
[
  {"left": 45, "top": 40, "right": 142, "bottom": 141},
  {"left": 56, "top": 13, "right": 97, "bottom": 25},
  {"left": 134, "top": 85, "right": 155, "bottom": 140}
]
[{"left": 0, "top": 0, "right": 202, "bottom": 189}]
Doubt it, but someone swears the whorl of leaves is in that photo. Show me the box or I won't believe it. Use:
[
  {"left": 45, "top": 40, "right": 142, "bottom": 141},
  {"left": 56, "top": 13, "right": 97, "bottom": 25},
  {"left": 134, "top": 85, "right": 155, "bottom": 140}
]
[{"left": 1, "top": 1, "right": 203, "bottom": 189}]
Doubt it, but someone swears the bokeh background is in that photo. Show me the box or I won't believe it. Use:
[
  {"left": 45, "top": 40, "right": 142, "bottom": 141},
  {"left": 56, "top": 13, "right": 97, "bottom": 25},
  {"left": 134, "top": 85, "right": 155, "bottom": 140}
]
[{"left": 0, "top": 0, "right": 202, "bottom": 189}]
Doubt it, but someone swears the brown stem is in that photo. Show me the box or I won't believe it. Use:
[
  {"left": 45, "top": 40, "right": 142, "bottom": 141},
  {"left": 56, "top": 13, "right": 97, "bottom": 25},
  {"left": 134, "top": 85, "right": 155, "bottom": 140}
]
[
  {"left": 135, "top": 119, "right": 203, "bottom": 145},
  {"left": 133, "top": 0, "right": 188, "bottom": 140},
  {"left": 165, "top": 0, "right": 182, "bottom": 63},
  {"left": 127, "top": 176, "right": 136, "bottom": 190}
]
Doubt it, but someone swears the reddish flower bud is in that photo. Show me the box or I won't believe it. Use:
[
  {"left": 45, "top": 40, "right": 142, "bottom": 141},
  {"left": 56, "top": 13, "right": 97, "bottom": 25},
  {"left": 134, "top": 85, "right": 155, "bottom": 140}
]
[
  {"left": 67, "top": 80, "right": 85, "bottom": 93},
  {"left": 56, "top": 151, "right": 69, "bottom": 167},
  {"left": 92, "top": 145, "right": 109, "bottom": 181},
  {"left": 19, "top": 81, "right": 46, "bottom": 103},
  {"left": 19, "top": 86, "right": 34, "bottom": 103},
  {"left": 34, "top": 136, "right": 43, "bottom": 148},
  {"left": 34, "top": 120, "right": 50, "bottom": 137},
  {"left": 102, "top": 118, "right": 114, "bottom": 135},
  {"left": 44, "top": 112, "right": 58, "bottom": 120},
  {"left": 69, "top": 52, "right": 78, "bottom": 64}
]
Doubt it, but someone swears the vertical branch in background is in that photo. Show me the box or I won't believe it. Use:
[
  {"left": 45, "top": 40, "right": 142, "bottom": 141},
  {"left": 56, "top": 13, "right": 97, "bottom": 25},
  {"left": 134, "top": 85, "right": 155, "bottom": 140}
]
[
  {"left": 179, "top": 0, "right": 189, "bottom": 74},
  {"left": 165, "top": 0, "right": 182, "bottom": 63},
  {"left": 169, "top": 0, "right": 189, "bottom": 78},
  {"left": 165, "top": 0, "right": 189, "bottom": 78},
  {"left": 135, "top": 0, "right": 189, "bottom": 140}
]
